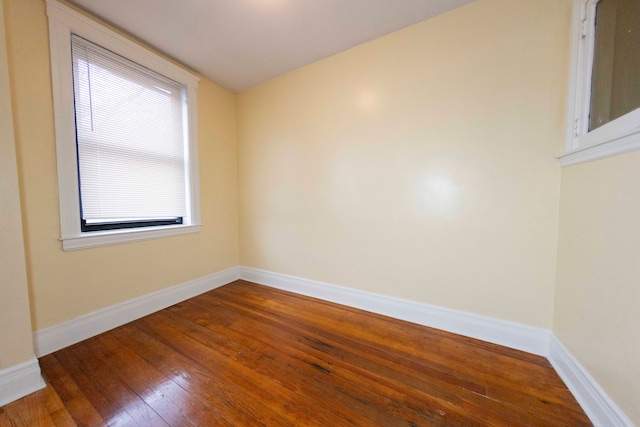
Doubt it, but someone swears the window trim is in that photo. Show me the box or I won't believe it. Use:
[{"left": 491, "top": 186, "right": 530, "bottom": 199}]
[
  {"left": 46, "top": 0, "right": 201, "bottom": 250},
  {"left": 560, "top": 0, "right": 640, "bottom": 166}
]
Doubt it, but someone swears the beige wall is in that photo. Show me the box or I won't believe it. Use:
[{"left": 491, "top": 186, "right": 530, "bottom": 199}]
[
  {"left": 237, "top": 0, "right": 571, "bottom": 328},
  {"left": 0, "top": 0, "right": 36, "bottom": 369},
  {"left": 555, "top": 151, "right": 640, "bottom": 424},
  {"left": 3, "top": 0, "right": 639, "bottom": 421},
  {"left": 3, "top": 0, "right": 239, "bottom": 331}
]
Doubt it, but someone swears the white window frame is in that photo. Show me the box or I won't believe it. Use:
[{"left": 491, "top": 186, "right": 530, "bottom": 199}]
[
  {"left": 46, "top": 0, "right": 201, "bottom": 250},
  {"left": 560, "top": 0, "right": 640, "bottom": 166}
]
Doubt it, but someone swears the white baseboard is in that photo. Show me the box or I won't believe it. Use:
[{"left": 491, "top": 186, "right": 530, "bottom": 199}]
[
  {"left": 549, "top": 336, "right": 635, "bottom": 427},
  {"left": 28, "top": 264, "right": 633, "bottom": 426},
  {"left": 0, "top": 358, "right": 46, "bottom": 407},
  {"left": 33, "top": 266, "right": 240, "bottom": 357},
  {"left": 240, "top": 266, "right": 637, "bottom": 426},
  {"left": 239, "top": 266, "right": 551, "bottom": 356}
]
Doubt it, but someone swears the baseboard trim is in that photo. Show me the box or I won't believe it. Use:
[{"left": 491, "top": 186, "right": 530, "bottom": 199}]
[
  {"left": 29, "top": 264, "right": 633, "bottom": 426},
  {"left": 0, "top": 358, "right": 46, "bottom": 407},
  {"left": 240, "top": 267, "right": 637, "bottom": 426},
  {"left": 239, "top": 266, "right": 551, "bottom": 356},
  {"left": 33, "top": 266, "right": 240, "bottom": 357},
  {"left": 549, "top": 336, "right": 635, "bottom": 427}
]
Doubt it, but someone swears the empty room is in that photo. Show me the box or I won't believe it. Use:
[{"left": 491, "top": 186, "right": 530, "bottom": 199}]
[{"left": 1, "top": 0, "right": 638, "bottom": 425}]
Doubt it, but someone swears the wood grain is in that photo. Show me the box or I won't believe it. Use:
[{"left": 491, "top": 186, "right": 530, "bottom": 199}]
[{"left": 1, "top": 280, "right": 592, "bottom": 426}]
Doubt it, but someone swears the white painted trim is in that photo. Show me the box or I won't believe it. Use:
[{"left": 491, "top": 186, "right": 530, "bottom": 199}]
[
  {"left": 33, "top": 267, "right": 240, "bottom": 357},
  {"left": 239, "top": 267, "right": 551, "bottom": 356},
  {"left": 61, "top": 224, "right": 202, "bottom": 251},
  {"left": 0, "top": 359, "right": 46, "bottom": 407},
  {"left": 28, "top": 265, "right": 635, "bottom": 425},
  {"left": 548, "top": 336, "right": 635, "bottom": 427},
  {"left": 240, "top": 267, "right": 638, "bottom": 425},
  {"left": 559, "top": 127, "right": 640, "bottom": 166},
  {"left": 564, "top": 0, "right": 591, "bottom": 152}
]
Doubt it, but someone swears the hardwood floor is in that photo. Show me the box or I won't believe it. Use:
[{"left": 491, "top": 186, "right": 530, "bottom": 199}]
[{"left": 1, "top": 280, "right": 591, "bottom": 426}]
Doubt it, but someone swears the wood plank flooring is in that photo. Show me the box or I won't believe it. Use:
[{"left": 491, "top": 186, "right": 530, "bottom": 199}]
[{"left": 1, "top": 280, "right": 592, "bottom": 426}]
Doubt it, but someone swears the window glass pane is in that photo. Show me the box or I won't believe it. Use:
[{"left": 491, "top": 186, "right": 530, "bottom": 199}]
[
  {"left": 589, "top": 0, "right": 640, "bottom": 131},
  {"left": 71, "top": 35, "right": 188, "bottom": 224}
]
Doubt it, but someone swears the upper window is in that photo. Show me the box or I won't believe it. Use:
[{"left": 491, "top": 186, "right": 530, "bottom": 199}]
[
  {"left": 47, "top": 1, "right": 201, "bottom": 250},
  {"left": 561, "top": 0, "right": 640, "bottom": 166}
]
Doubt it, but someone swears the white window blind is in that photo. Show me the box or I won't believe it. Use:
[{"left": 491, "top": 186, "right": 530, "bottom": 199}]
[{"left": 71, "top": 34, "right": 188, "bottom": 225}]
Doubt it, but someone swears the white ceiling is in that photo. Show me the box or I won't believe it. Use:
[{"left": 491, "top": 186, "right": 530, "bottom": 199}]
[{"left": 69, "top": 0, "right": 475, "bottom": 93}]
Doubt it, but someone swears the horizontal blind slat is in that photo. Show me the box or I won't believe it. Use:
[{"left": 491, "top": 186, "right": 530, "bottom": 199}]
[{"left": 71, "top": 34, "right": 188, "bottom": 222}]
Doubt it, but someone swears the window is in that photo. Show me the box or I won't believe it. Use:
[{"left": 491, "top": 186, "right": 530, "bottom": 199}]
[
  {"left": 47, "top": 0, "right": 201, "bottom": 250},
  {"left": 561, "top": 0, "right": 640, "bottom": 166}
]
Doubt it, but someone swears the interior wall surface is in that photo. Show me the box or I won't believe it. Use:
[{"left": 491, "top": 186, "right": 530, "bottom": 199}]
[
  {"left": 3, "top": 0, "right": 239, "bottom": 331},
  {"left": 237, "top": 0, "right": 572, "bottom": 328},
  {"left": 0, "top": 0, "right": 37, "bottom": 369},
  {"left": 555, "top": 151, "right": 640, "bottom": 424}
]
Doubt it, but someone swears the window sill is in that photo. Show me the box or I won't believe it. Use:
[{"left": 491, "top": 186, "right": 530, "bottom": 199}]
[
  {"left": 559, "top": 127, "right": 640, "bottom": 167},
  {"left": 60, "top": 224, "right": 201, "bottom": 251}
]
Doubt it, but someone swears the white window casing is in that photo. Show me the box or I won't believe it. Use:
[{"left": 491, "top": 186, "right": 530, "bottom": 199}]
[
  {"left": 560, "top": 0, "right": 640, "bottom": 166},
  {"left": 46, "top": 0, "right": 201, "bottom": 250}
]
